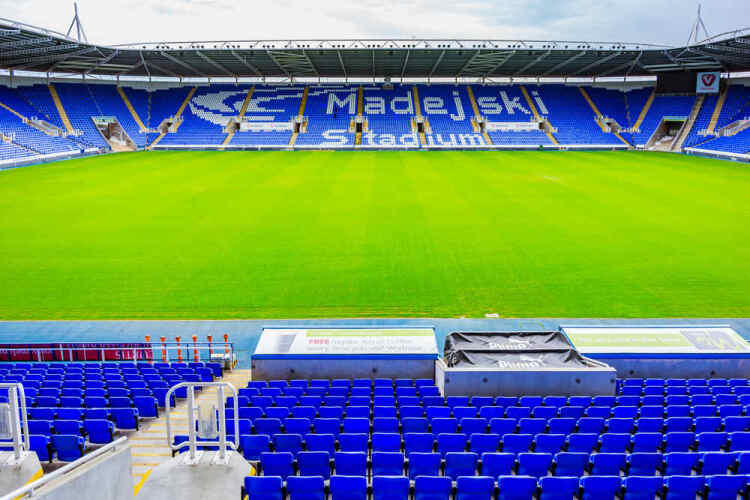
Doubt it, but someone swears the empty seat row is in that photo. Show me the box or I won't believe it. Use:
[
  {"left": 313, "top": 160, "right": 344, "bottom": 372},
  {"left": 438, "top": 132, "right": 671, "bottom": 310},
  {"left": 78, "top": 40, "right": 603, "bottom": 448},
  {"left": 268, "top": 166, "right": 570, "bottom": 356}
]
[{"left": 244, "top": 474, "right": 749, "bottom": 500}]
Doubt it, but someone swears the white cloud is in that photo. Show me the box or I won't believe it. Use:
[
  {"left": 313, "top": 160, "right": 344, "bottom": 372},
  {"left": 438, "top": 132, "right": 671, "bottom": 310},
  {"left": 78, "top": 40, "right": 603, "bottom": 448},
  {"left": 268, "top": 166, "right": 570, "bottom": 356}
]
[{"left": 1, "top": 0, "right": 748, "bottom": 46}]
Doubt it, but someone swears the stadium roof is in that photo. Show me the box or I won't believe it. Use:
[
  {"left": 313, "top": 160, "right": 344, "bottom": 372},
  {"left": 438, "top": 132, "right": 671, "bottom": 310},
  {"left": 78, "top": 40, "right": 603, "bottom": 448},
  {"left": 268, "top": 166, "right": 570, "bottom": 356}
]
[{"left": 1, "top": 17, "right": 749, "bottom": 80}]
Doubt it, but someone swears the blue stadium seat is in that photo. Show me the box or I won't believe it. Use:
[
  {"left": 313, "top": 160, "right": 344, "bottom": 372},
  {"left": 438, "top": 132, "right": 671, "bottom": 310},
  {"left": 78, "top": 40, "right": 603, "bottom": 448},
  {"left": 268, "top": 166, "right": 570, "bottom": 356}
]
[
  {"left": 260, "top": 452, "right": 294, "bottom": 479},
  {"left": 518, "top": 418, "right": 546, "bottom": 435},
  {"left": 408, "top": 452, "right": 441, "bottom": 479},
  {"left": 700, "top": 452, "right": 738, "bottom": 475},
  {"left": 552, "top": 452, "right": 588, "bottom": 476},
  {"left": 84, "top": 419, "right": 114, "bottom": 444},
  {"left": 313, "top": 418, "right": 340, "bottom": 436},
  {"left": 664, "top": 452, "right": 700, "bottom": 475},
  {"left": 728, "top": 432, "right": 750, "bottom": 451},
  {"left": 590, "top": 452, "right": 626, "bottom": 475},
  {"left": 373, "top": 475, "right": 409, "bottom": 500},
  {"left": 373, "top": 417, "right": 399, "bottom": 433},
  {"left": 437, "top": 433, "right": 467, "bottom": 455},
  {"left": 502, "top": 434, "right": 533, "bottom": 454},
  {"left": 664, "top": 432, "right": 694, "bottom": 452},
  {"left": 414, "top": 476, "right": 452, "bottom": 500},
  {"left": 432, "top": 418, "right": 458, "bottom": 435},
  {"left": 497, "top": 476, "right": 537, "bottom": 500},
  {"left": 243, "top": 476, "right": 282, "bottom": 500},
  {"left": 273, "top": 433, "right": 303, "bottom": 456},
  {"left": 534, "top": 434, "right": 566, "bottom": 454},
  {"left": 663, "top": 475, "right": 705, "bottom": 500},
  {"left": 480, "top": 452, "right": 515, "bottom": 478},
  {"left": 627, "top": 452, "right": 662, "bottom": 476},
  {"left": 631, "top": 433, "right": 663, "bottom": 453},
  {"left": 287, "top": 476, "right": 325, "bottom": 500},
  {"left": 330, "top": 476, "right": 367, "bottom": 500},
  {"left": 697, "top": 432, "right": 728, "bottom": 452},
  {"left": 51, "top": 435, "right": 84, "bottom": 462},
  {"left": 240, "top": 434, "right": 271, "bottom": 461},
  {"left": 489, "top": 418, "right": 517, "bottom": 436},
  {"left": 372, "top": 433, "right": 401, "bottom": 452},
  {"left": 665, "top": 417, "right": 692, "bottom": 432},
  {"left": 372, "top": 451, "right": 405, "bottom": 476},
  {"left": 403, "top": 417, "right": 429, "bottom": 433},
  {"left": 598, "top": 433, "right": 631, "bottom": 453},
  {"left": 305, "top": 433, "right": 336, "bottom": 456},
  {"left": 565, "top": 433, "right": 598, "bottom": 453},
  {"left": 338, "top": 433, "right": 368, "bottom": 453},
  {"left": 469, "top": 433, "right": 500, "bottom": 455},
  {"left": 334, "top": 451, "right": 367, "bottom": 476},
  {"left": 297, "top": 451, "right": 331, "bottom": 479},
  {"left": 548, "top": 418, "right": 576, "bottom": 435},
  {"left": 538, "top": 476, "right": 578, "bottom": 500},
  {"left": 445, "top": 451, "right": 478, "bottom": 480},
  {"left": 111, "top": 408, "right": 138, "bottom": 430},
  {"left": 705, "top": 474, "right": 747, "bottom": 500},
  {"left": 622, "top": 476, "right": 663, "bottom": 500},
  {"left": 579, "top": 476, "right": 621, "bottom": 500},
  {"left": 456, "top": 476, "right": 494, "bottom": 500},
  {"left": 517, "top": 452, "right": 553, "bottom": 478}
]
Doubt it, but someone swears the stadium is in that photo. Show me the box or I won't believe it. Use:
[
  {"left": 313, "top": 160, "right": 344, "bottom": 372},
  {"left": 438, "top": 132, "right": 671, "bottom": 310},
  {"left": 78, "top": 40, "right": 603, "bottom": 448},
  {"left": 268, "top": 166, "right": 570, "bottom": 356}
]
[{"left": 0, "top": 2, "right": 749, "bottom": 499}]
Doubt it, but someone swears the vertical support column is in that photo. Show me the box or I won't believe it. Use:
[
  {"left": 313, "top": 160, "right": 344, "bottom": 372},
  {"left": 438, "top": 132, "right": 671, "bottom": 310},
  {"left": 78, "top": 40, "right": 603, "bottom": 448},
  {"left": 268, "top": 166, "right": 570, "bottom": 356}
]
[
  {"left": 161, "top": 336, "right": 167, "bottom": 362},
  {"left": 176, "top": 336, "right": 182, "bottom": 363},
  {"left": 192, "top": 335, "right": 199, "bottom": 363},
  {"left": 145, "top": 335, "right": 152, "bottom": 364}
]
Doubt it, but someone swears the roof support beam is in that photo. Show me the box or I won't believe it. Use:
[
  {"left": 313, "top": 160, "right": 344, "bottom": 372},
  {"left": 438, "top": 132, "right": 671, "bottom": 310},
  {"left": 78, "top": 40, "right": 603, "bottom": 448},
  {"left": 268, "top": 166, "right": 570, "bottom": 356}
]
[
  {"left": 598, "top": 51, "right": 644, "bottom": 77},
  {"left": 570, "top": 51, "right": 622, "bottom": 75},
  {"left": 6, "top": 46, "right": 96, "bottom": 69},
  {"left": 540, "top": 51, "right": 586, "bottom": 76},
  {"left": 481, "top": 50, "right": 516, "bottom": 78},
  {"left": 83, "top": 49, "right": 119, "bottom": 75},
  {"left": 400, "top": 49, "right": 410, "bottom": 78},
  {"left": 0, "top": 37, "right": 52, "bottom": 50},
  {"left": 0, "top": 42, "right": 79, "bottom": 59},
  {"left": 428, "top": 50, "right": 446, "bottom": 77},
  {"left": 513, "top": 50, "right": 551, "bottom": 76},
  {"left": 336, "top": 50, "right": 347, "bottom": 78},
  {"left": 159, "top": 51, "right": 205, "bottom": 77},
  {"left": 456, "top": 50, "right": 482, "bottom": 76},
  {"left": 195, "top": 51, "right": 235, "bottom": 76},
  {"left": 229, "top": 50, "right": 262, "bottom": 77},
  {"left": 265, "top": 50, "right": 292, "bottom": 78}
]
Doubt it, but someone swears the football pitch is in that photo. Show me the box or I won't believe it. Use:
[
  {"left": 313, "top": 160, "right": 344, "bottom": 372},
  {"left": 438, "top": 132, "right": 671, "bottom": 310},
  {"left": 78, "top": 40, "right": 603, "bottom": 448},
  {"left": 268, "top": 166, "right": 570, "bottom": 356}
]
[{"left": 0, "top": 150, "right": 748, "bottom": 319}]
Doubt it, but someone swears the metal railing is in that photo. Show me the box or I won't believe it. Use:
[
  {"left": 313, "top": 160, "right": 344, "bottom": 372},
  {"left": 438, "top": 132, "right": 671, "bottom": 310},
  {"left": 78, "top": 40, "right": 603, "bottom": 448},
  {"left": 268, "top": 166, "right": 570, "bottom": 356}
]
[
  {"left": 0, "top": 383, "right": 29, "bottom": 462},
  {"left": 0, "top": 437, "right": 128, "bottom": 500},
  {"left": 0, "top": 340, "right": 234, "bottom": 365},
  {"left": 165, "top": 382, "right": 239, "bottom": 463}
]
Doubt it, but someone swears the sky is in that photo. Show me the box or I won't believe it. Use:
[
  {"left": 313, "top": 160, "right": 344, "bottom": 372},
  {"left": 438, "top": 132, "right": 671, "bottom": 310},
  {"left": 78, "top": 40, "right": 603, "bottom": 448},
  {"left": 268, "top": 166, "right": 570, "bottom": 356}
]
[{"left": 1, "top": 0, "right": 748, "bottom": 47}]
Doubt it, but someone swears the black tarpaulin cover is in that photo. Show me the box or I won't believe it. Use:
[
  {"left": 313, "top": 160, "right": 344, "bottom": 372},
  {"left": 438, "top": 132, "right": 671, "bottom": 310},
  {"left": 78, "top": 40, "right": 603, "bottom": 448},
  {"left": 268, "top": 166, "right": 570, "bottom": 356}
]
[{"left": 444, "top": 331, "right": 599, "bottom": 368}]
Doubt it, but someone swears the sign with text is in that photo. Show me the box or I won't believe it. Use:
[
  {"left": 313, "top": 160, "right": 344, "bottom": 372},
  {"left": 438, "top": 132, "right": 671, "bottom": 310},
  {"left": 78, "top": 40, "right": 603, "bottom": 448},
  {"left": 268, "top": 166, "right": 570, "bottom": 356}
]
[
  {"left": 696, "top": 72, "right": 720, "bottom": 94},
  {"left": 255, "top": 328, "right": 437, "bottom": 356},
  {"left": 562, "top": 326, "right": 748, "bottom": 354}
]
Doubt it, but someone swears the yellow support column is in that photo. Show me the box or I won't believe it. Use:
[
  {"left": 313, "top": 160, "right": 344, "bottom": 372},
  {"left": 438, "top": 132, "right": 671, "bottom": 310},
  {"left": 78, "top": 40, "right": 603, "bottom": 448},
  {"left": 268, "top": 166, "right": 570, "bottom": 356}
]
[
  {"left": 355, "top": 86, "right": 364, "bottom": 145},
  {"left": 117, "top": 87, "right": 147, "bottom": 132},
  {"left": 633, "top": 89, "right": 655, "bottom": 131},
  {"left": 578, "top": 87, "right": 608, "bottom": 132},
  {"left": 48, "top": 84, "right": 74, "bottom": 133},
  {"left": 521, "top": 85, "right": 558, "bottom": 145},
  {"left": 707, "top": 87, "right": 728, "bottom": 134}
]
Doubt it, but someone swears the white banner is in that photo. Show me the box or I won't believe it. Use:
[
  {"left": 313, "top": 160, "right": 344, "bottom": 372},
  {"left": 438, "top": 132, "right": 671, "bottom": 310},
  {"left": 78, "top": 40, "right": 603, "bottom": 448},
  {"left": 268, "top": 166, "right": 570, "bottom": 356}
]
[
  {"left": 696, "top": 72, "right": 720, "bottom": 94},
  {"left": 255, "top": 328, "right": 437, "bottom": 356},
  {"left": 562, "top": 326, "right": 748, "bottom": 354}
]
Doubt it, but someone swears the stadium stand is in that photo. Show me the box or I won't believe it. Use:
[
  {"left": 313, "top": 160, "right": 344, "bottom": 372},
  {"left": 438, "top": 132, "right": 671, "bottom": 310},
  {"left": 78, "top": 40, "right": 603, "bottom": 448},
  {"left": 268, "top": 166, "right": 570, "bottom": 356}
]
[
  {"left": 0, "top": 361, "right": 223, "bottom": 463},
  {"left": 227, "top": 375, "right": 749, "bottom": 500},
  {"left": 2, "top": 81, "right": 750, "bottom": 161}
]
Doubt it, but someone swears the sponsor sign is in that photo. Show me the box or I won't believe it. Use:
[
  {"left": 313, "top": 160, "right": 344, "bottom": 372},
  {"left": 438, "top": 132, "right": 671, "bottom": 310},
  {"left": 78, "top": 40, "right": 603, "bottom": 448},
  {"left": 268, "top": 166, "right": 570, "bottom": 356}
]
[
  {"left": 255, "top": 328, "right": 437, "bottom": 356},
  {"left": 696, "top": 72, "right": 720, "bottom": 94},
  {"left": 562, "top": 326, "right": 749, "bottom": 354}
]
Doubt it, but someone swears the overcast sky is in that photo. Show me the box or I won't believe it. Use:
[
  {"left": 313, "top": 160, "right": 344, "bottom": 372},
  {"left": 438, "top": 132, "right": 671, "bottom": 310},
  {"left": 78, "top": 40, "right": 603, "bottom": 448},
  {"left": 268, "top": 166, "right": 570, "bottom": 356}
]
[{"left": 2, "top": 0, "right": 748, "bottom": 47}]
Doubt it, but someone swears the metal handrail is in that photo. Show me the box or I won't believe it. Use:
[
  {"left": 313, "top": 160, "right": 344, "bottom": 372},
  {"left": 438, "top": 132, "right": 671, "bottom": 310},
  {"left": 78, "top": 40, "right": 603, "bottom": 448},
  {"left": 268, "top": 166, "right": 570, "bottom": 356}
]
[
  {"left": 0, "top": 383, "right": 29, "bottom": 461},
  {"left": 0, "top": 437, "right": 128, "bottom": 500},
  {"left": 165, "top": 382, "right": 239, "bottom": 461}
]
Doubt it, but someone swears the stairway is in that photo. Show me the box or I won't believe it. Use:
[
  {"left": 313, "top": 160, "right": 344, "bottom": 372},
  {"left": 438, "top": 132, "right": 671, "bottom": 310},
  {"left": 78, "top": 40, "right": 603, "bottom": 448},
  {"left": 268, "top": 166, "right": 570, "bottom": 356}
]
[
  {"left": 412, "top": 86, "right": 426, "bottom": 145},
  {"left": 147, "top": 87, "right": 197, "bottom": 149},
  {"left": 578, "top": 87, "right": 607, "bottom": 132},
  {"left": 466, "top": 86, "right": 492, "bottom": 145},
  {"left": 633, "top": 89, "right": 655, "bottom": 132},
  {"left": 707, "top": 87, "right": 728, "bottom": 134},
  {"left": 223, "top": 86, "right": 256, "bottom": 148},
  {"left": 354, "top": 87, "right": 364, "bottom": 145},
  {"left": 48, "top": 84, "right": 74, "bottom": 134},
  {"left": 521, "top": 85, "right": 559, "bottom": 145},
  {"left": 672, "top": 95, "right": 704, "bottom": 151},
  {"left": 128, "top": 369, "right": 253, "bottom": 492},
  {"left": 289, "top": 86, "right": 309, "bottom": 147},
  {"left": 117, "top": 87, "right": 148, "bottom": 132}
]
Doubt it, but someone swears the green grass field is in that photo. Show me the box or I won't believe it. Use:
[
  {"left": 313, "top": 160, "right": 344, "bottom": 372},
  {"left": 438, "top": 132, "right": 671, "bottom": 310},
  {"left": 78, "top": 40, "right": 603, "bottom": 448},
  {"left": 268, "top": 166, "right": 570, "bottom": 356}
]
[{"left": 0, "top": 150, "right": 748, "bottom": 319}]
